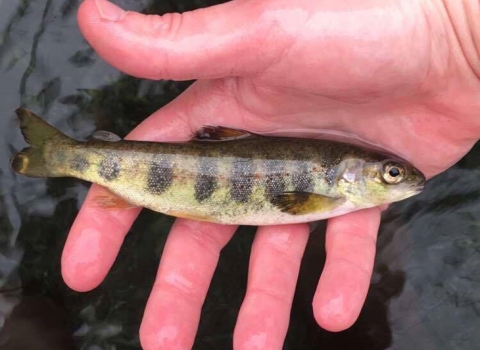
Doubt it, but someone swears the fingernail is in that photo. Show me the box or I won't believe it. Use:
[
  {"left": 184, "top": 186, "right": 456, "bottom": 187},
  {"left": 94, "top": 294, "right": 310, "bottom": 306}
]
[{"left": 95, "top": 0, "right": 125, "bottom": 21}]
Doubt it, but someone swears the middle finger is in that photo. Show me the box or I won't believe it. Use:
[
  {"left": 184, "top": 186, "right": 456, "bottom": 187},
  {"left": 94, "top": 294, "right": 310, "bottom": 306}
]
[
  {"left": 234, "top": 224, "right": 310, "bottom": 350},
  {"left": 140, "top": 219, "right": 237, "bottom": 350}
]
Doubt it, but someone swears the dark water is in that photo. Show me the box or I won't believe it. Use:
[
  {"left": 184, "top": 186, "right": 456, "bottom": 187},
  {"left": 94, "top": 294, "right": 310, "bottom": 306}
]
[{"left": 1, "top": 0, "right": 479, "bottom": 349}]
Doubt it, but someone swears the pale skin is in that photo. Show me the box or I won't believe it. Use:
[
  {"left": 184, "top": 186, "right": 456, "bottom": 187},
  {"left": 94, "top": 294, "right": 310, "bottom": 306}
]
[{"left": 61, "top": 0, "right": 480, "bottom": 349}]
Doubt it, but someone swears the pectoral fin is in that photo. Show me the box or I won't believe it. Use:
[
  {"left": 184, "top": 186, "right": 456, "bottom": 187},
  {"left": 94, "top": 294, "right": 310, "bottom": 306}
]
[
  {"left": 194, "top": 126, "right": 258, "bottom": 141},
  {"left": 271, "top": 192, "right": 345, "bottom": 215}
]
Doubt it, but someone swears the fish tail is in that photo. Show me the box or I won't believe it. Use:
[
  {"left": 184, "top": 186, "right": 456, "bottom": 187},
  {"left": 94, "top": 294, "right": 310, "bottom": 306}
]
[{"left": 11, "top": 108, "right": 74, "bottom": 177}]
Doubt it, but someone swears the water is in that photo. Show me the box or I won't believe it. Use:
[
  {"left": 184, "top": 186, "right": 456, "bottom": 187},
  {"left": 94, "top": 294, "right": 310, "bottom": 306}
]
[{"left": 0, "top": 0, "right": 479, "bottom": 349}]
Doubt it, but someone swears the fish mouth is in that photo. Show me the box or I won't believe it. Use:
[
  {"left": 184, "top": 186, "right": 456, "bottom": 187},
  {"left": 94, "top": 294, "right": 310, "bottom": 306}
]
[
  {"left": 406, "top": 183, "right": 424, "bottom": 197},
  {"left": 411, "top": 182, "right": 425, "bottom": 192},
  {"left": 407, "top": 167, "right": 426, "bottom": 194},
  {"left": 398, "top": 183, "right": 424, "bottom": 200}
]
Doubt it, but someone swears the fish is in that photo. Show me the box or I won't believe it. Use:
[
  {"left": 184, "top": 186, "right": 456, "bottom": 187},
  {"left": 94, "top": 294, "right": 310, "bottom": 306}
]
[{"left": 10, "top": 108, "right": 426, "bottom": 226}]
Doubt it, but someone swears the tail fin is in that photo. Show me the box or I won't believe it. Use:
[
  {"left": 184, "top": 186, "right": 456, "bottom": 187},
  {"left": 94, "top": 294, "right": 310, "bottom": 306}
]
[{"left": 11, "top": 108, "right": 72, "bottom": 178}]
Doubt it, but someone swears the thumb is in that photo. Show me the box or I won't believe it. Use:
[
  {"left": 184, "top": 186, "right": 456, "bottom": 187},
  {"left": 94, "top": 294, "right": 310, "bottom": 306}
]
[{"left": 78, "top": 0, "right": 286, "bottom": 80}]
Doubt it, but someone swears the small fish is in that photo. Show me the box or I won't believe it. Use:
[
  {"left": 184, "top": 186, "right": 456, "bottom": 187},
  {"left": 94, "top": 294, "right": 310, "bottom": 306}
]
[{"left": 10, "top": 108, "right": 426, "bottom": 226}]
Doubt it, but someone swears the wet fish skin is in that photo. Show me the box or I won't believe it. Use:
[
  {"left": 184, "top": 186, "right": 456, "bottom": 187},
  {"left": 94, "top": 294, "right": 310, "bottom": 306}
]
[{"left": 10, "top": 108, "right": 426, "bottom": 225}]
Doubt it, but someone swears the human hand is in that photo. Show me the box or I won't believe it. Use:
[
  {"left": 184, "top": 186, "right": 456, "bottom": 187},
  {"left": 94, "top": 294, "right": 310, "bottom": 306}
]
[{"left": 62, "top": 0, "right": 480, "bottom": 349}]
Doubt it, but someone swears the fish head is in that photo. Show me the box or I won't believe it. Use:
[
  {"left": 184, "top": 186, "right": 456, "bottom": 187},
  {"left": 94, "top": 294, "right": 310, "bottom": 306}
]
[{"left": 336, "top": 156, "right": 426, "bottom": 207}]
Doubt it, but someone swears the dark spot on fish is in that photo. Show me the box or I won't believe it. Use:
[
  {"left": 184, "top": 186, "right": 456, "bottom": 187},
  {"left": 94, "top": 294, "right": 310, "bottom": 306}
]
[
  {"left": 70, "top": 155, "right": 89, "bottom": 172},
  {"left": 265, "top": 160, "right": 286, "bottom": 200},
  {"left": 324, "top": 167, "right": 337, "bottom": 186},
  {"left": 147, "top": 156, "right": 173, "bottom": 195},
  {"left": 98, "top": 155, "right": 120, "bottom": 181},
  {"left": 292, "top": 161, "right": 314, "bottom": 192},
  {"left": 195, "top": 158, "right": 217, "bottom": 202},
  {"left": 319, "top": 157, "right": 329, "bottom": 168},
  {"left": 54, "top": 150, "right": 67, "bottom": 163},
  {"left": 230, "top": 159, "right": 254, "bottom": 203}
]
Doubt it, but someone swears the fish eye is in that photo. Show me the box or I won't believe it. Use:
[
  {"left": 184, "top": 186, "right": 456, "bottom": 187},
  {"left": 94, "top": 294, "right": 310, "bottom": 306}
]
[
  {"left": 382, "top": 162, "right": 406, "bottom": 184},
  {"left": 389, "top": 167, "right": 400, "bottom": 177}
]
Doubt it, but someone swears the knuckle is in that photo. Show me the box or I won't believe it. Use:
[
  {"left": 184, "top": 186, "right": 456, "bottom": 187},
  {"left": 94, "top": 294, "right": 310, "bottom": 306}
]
[
  {"left": 161, "top": 271, "right": 198, "bottom": 300},
  {"left": 149, "top": 12, "right": 184, "bottom": 41},
  {"left": 175, "top": 219, "right": 232, "bottom": 257},
  {"left": 145, "top": 12, "right": 185, "bottom": 79},
  {"left": 331, "top": 256, "right": 371, "bottom": 277},
  {"left": 89, "top": 208, "right": 132, "bottom": 238},
  {"left": 248, "top": 286, "right": 291, "bottom": 305}
]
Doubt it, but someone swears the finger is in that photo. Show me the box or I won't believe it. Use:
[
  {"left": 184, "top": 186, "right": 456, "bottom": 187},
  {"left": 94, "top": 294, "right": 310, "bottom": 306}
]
[
  {"left": 77, "top": 0, "right": 288, "bottom": 80},
  {"left": 313, "top": 208, "right": 381, "bottom": 332},
  {"left": 234, "top": 224, "right": 309, "bottom": 350},
  {"left": 61, "top": 81, "right": 239, "bottom": 292},
  {"left": 61, "top": 185, "right": 141, "bottom": 291},
  {"left": 140, "top": 219, "right": 236, "bottom": 350}
]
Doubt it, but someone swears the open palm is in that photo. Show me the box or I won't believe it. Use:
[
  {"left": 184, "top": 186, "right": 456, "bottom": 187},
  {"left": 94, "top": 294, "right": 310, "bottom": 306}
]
[{"left": 62, "top": 0, "right": 480, "bottom": 349}]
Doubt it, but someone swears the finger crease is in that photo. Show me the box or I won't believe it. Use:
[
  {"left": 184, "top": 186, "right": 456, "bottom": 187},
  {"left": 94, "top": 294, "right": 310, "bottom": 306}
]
[
  {"left": 247, "top": 287, "right": 291, "bottom": 306},
  {"left": 157, "top": 276, "right": 199, "bottom": 303},
  {"left": 175, "top": 223, "right": 224, "bottom": 258},
  {"left": 329, "top": 257, "right": 372, "bottom": 277},
  {"left": 337, "top": 228, "right": 378, "bottom": 246},
  {"left": 91, "top": 210, "right": 131, "bottom": 238},
  {"left": 267, "top": 243, "right": 303, "bottom": 265}
]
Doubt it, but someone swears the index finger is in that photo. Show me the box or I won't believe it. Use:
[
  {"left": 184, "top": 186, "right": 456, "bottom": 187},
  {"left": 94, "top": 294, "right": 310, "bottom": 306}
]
[
  {"left": 61, "top": 185, "right": 141, "bottom": 291},
  {"left": 312, "top": 207, "right": 381, "bottom": 331}
]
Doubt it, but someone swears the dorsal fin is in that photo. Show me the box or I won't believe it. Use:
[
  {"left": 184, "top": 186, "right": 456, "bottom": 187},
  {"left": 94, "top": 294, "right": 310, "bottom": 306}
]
[
  {"left": 89, "top": 130, "right": 122, "bottom": 142},
  {"left": 194, "top": 126, "right": 258, "bottom": 142}
]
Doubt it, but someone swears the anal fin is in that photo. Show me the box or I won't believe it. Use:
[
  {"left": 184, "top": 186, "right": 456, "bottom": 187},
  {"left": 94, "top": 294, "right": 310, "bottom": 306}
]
[
  {"left": 91, "top": 188, "right": 139, "bottom": 210},
  {"left": 166, "top": 209, "right": 215, "bottom": 222}
]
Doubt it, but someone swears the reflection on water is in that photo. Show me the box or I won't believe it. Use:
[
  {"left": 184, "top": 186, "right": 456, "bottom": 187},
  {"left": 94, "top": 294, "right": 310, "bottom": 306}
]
[{"left": 0, "top": 0, "right": 479, "bottom": 349}]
